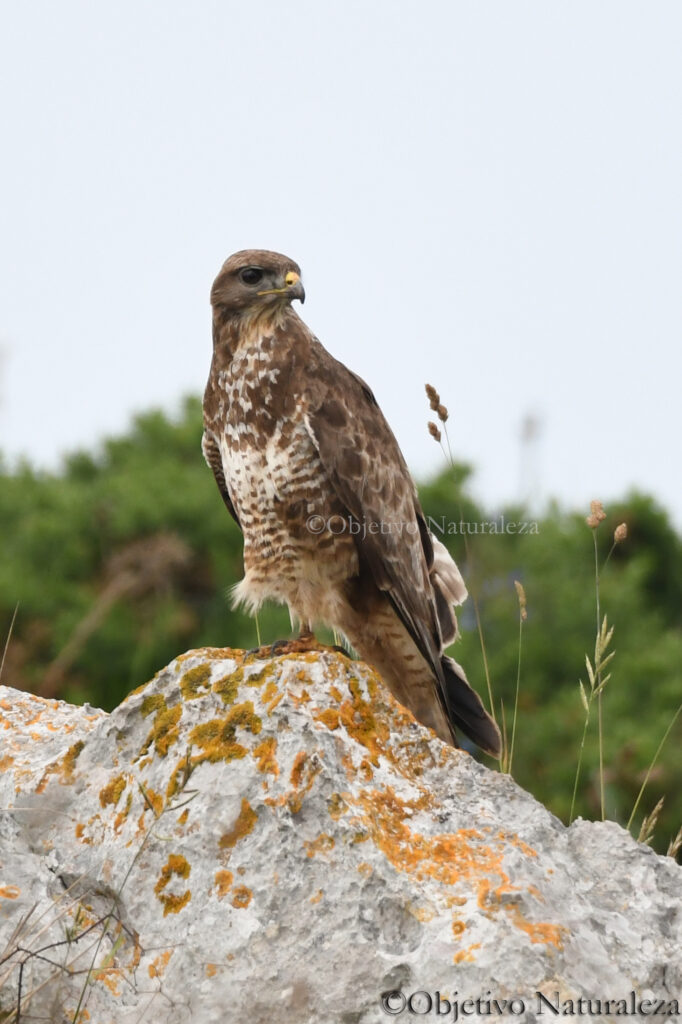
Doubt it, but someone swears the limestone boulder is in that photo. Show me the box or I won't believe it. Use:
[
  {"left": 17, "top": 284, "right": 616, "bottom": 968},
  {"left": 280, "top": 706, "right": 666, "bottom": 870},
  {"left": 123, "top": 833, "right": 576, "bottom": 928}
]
[{"left": 0, "top": 649, "right": 680, "bottom": 1023}]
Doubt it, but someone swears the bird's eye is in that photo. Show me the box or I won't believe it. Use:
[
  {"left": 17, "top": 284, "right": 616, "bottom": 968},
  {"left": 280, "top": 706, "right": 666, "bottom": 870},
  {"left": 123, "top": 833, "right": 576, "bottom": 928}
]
[{"left": 240, "top": 267, "right": 264, "bottom": 285}]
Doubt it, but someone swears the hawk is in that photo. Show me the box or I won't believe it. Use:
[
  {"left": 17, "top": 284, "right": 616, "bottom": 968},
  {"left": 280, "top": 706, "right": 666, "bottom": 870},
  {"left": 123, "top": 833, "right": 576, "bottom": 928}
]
[{"left": 202, "top": 249, "right": 501, "bottom": 757}]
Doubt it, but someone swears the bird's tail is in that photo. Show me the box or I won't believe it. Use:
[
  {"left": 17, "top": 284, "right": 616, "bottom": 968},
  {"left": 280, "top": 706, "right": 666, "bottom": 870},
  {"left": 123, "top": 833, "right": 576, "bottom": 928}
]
[{"left": 440, "top": 655, "right": 501, "bottom": 758}]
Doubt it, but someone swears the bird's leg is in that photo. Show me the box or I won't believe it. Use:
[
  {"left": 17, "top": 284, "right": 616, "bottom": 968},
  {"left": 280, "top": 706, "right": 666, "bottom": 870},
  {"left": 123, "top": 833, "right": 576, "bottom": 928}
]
[
  {"left": 244, "top": 621, "right": 351, "bottom": 660},
  {"left": 267, "top": 622, "right": 318, "bottom": 656}
]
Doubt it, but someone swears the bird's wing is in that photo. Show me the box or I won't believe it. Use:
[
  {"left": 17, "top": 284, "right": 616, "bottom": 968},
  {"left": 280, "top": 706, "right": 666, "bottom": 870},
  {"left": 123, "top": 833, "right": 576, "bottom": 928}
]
[
  {"left": 303, "top": 341, "right": 444, "bottom": 680},
  {"left": 201, "top": 431, "right": 241, "bottom": 529}
]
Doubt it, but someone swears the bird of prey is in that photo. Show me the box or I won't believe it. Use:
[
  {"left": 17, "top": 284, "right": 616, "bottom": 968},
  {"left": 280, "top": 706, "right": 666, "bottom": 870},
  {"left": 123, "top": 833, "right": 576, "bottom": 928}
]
[{"left": 202, "top": 249, "right": 501, "bottom": 757}]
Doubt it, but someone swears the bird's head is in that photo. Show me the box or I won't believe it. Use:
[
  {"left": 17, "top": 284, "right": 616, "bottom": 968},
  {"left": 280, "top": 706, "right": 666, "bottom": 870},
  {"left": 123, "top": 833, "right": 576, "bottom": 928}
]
[{"left": 210, "top": 250, "right": 305, "bottom": 319}]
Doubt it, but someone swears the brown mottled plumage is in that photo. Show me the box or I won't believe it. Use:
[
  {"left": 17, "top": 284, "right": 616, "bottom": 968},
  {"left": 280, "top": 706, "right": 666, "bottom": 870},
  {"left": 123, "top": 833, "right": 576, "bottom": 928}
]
[{"left": 202, "top": 249, "right": 501, "bottom": 756}]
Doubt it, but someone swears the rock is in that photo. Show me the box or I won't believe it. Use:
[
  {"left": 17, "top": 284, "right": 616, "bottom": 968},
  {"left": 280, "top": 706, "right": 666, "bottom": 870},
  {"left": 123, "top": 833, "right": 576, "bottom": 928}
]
[{"left": 0, "top": 649, "right": 680, "bottom": 1024}]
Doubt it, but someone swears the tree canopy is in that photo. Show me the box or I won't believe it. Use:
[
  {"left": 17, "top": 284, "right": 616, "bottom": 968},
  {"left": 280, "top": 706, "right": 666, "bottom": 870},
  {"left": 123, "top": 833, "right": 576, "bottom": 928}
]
[{"left": 1, "top": 397, "right": 680, "bottom": 854}]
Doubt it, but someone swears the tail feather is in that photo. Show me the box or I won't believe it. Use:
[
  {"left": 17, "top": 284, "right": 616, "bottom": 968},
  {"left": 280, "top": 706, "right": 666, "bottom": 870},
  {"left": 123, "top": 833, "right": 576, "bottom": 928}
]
[{"left": 441, "top": 656, "right": 501, "bottom": 758}]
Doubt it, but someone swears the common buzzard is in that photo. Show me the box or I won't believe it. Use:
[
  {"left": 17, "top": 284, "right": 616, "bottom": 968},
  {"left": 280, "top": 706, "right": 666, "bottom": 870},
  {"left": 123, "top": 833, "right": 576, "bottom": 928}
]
[{"left": 202, "top": 249, "right": 501, "bottom": 756}]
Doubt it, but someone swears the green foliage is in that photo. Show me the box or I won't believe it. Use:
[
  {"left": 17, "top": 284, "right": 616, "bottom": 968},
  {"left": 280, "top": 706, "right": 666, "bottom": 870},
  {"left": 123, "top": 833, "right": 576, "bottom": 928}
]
[{"left": 1, "top": 399, "right": 680, "bottom": 854}]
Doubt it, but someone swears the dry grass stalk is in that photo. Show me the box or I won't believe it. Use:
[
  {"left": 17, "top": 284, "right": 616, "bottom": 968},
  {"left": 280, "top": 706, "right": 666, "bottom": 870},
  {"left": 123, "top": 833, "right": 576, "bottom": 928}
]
[{"left": 638, "top": 796, "right": 665, "bottom": 846}]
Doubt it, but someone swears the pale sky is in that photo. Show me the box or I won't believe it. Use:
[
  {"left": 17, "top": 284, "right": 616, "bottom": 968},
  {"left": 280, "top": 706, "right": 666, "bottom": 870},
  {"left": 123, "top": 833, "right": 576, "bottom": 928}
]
[{"left": 1, "top": 2, "right": 681, "bottom": 524}]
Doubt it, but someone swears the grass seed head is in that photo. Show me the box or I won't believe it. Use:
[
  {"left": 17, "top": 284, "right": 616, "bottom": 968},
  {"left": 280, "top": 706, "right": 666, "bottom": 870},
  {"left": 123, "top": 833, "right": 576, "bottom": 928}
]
[
  {"left": 425, "top": 383, "right": 441, "bottom": 411},
  {"left": 586, "top": 500, "right": 607, "bottom": 529},
  {"left": 427, "top": 421, "right": 442, "bottom": 443},
  {"left": 514, "top": 580, "right": 528, "bottom": 621}
]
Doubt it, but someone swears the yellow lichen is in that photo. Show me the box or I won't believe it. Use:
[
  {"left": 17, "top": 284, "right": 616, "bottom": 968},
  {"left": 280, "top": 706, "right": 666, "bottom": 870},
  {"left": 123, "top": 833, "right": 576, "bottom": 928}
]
[
  {"left": 262, "top": 679, "right": 279, "bottom": 705},
  {"left": 213, "top": 671, "right": 240, "bottom": 705},
  {"left": 188, "top": 701, "right": 261, "bottom": 768},
  {"left": 139, "top": 695, "right": 181, "bottom": 758},
  {"left": 154, "top": 854, "right": 191, "bottom": 917},
  {"left": 253, "top": 737, "right": 278, "bottom": 776},
  {"left": 180, "top": 663, "right": 212, "bottom": 701},
  {"left": 231, "top": 885, "right": 252, "bottom": 909},
  {"left": 141, "top": 786, "right": 163, "bottom": 817},
  {"left": 214, "top": 869, "right": 233, "bottom": 898},
  {"left": 327, "top": 793, "right": 347, "bottom": 819},
  {"left": 36, "top": 740, "right": 84, "bottom": 793},
  {"left": 99, "top": 774, "right": 126, "bottom": 808}
]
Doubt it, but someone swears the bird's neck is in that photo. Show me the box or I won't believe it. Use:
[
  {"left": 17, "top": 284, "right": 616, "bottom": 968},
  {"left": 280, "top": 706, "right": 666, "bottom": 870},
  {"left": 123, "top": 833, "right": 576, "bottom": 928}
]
[{"left": 211, "top": 305, "right": 301, "bottom": 366}]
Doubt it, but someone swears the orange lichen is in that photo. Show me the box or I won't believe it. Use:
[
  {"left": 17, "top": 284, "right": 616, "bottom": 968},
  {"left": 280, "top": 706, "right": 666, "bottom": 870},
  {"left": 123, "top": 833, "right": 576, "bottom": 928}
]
[
  {"left": 303, "top": 834, "right": 335, "bottom": 858},
  {"left": 290, "top": 752, "right": 308, "bottom": 788},
  {"left": 357, "top": 863, "right": 373, "bottom": 878},
  {"left": 310, "top": 889, "right": 324, "bottom": 904},
  {"left": 0, "top": 886, "right": 20, "bottom": 899},
  {"left": 452, "top": 920, "right": 466, "bottom": 936},
  {"left": 506, "top": 909, "right": 565, "bottom": 947},
  {"left": 329, "top": 685, "right": 343, "bottom": 702},
  {"left": 231, "top": 885, "right": 252, "bottom": 908},
  {"left": 180, "top": 663, "right": 212, "bottom": 700},
  {"left": 35, "top": 740, "right": 84, "bottom": 793},
  {"left": 219, "top": 799, "right": 258, "bottom": 854},
  {"left": 148, "top": 949, "right": 173, "bottom": 979},
  {"left": 0, "top": 754, "right": 14, "bottom": 771},
  {"left": 99, "top": 774, "right": 126, "bottom": 808},
  {"left": 283, "top": 751, "right": 322, "bottom": 813},
  {"left": 214, "top": 869, "right": 233, "bottom": 899},
  {"left": 313, "top": 677, "right": 389, "bottom": 765},
  {"left": 93, "top": 968, "right": 122, "bottom": 996},
  {"left": 454, "top": 942, "right": 481, "bottom": 964},
  {"left": 206, "top": 963, "right": 218, "bottom": 978},
  {"left": 352, "top": 784, "right": 563, "bottom": 951},
  {"left": 253, "top": 737, "right": 279, "bottom": 776},
  {"left": 408, "top": 902, "right": 435, "bottom": 922},
  {"left": 154, "top": 854, "right": 191, "bottom": 916},
  {"left": 114, "top": 790, "right": 134, "bottom": 831},
  {"left": 74, "top": 823, "right": 91, "bottom": 845}
]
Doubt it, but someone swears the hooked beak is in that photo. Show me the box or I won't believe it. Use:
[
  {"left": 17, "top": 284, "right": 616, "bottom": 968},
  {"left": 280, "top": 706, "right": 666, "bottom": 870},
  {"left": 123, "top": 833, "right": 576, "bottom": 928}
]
[
  {"left": 257, "top": 270, "right": 305, "bottom": 304},
  {"left": 284, "top": 270, "right": 305, "bottom": 304}
]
